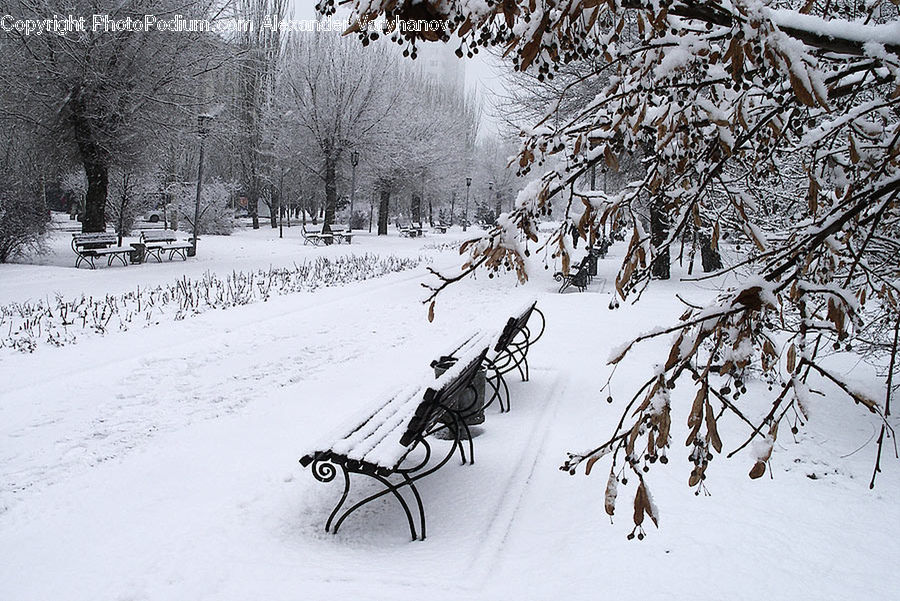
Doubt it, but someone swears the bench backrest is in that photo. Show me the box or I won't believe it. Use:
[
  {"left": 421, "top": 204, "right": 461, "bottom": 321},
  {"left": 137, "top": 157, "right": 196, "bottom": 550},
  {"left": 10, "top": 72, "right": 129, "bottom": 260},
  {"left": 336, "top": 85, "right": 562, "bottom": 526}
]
[
  {"left": 141, "top": 230, "right": 179, "bottom": 243},
  {"left": 73, "top": 233, "right": 117, "bottom": 247},
  {"left": 399, "top": 346, "right": 489, "bottom": 446},
  {"left": 494, "top": 302, "right": 537, "bottom": 353}
]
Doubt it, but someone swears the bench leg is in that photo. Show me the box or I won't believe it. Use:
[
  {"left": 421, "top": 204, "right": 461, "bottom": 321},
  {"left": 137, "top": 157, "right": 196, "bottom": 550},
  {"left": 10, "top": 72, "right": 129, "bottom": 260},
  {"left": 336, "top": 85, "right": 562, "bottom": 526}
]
[
  {"left": 483, "top": 357, "right": 511, "bottom": 413},
  {"left": 108, "top": 253, "right": 128, "bottom": 267},
  {"left": 311, "top": 460, "right": 351, "bottom": 534},
  {"left": 332, "top": 472, "right": 420, "bottom": 541},
  {"left": 306, "top": 428, "right": 473, "bottom": 541}
]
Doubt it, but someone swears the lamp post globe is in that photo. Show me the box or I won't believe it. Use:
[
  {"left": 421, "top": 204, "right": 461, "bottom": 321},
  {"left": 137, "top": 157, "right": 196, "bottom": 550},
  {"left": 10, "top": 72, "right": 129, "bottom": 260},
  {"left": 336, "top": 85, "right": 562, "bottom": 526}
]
[{"left": 464, "top": 176, "right": 472, "bottom": 231}]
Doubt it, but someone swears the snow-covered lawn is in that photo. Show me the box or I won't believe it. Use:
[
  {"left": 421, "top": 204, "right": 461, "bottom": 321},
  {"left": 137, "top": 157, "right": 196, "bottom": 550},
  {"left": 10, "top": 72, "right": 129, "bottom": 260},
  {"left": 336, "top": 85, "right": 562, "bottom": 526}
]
[{"left": 1, "top": 225, "right": 897, "bottom": 600}]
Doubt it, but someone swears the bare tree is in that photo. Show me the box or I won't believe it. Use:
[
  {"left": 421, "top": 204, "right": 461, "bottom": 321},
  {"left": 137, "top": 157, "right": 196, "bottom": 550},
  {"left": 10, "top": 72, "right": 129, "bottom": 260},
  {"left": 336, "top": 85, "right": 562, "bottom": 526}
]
[
  {"left": 234, "top": 0, "right": 286, "bottom": 230},
  {"left": 0, "top": 0, "right": 228, "bottom": 233},
  {"left": 282, "top": 32, "right": 401, "bottom": 236}
]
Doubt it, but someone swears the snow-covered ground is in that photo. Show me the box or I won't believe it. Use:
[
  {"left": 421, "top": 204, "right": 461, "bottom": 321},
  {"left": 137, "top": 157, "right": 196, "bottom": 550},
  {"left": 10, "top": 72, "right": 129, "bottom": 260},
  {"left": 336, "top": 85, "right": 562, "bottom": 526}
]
[{"left": 1, "top": 222, "right": 897, "bottom": 601}]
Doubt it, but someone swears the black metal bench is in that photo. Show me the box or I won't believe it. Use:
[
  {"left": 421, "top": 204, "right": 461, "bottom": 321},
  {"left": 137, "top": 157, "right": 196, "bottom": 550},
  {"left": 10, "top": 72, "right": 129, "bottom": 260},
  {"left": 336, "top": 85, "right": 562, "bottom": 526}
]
[
  {"left": 433, "top": 301, "right": 546, "bottom": 413},
  {"left": 329, "top": 227, "right": 353, "bottom": 244},
  {"left": 399, "top": 224, "right": 424, "bottom": 238},
  {"left": 139, "top": 230, "right": 194, "bottom": 262},
  {"left": 72, "top": 233, "right": 131, "bottom": 269},
  {"left": 299, "top": 347, "right": 490, "bottom": 541},
  {"left": 592, "top": 237, "right": 610, "bottom": 259},
  {"left": 554, "top": 256, "right": 592, "bottom": 293},
  {"left": 302, "top": 226, "right": 332, "bottom": 246}
]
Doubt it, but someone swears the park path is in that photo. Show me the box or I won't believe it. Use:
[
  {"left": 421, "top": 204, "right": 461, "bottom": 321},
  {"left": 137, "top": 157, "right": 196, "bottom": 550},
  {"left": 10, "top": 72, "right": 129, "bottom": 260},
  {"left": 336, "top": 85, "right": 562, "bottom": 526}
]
[{"left": 0, "top": 264, "right": 538, "bottom": 516}]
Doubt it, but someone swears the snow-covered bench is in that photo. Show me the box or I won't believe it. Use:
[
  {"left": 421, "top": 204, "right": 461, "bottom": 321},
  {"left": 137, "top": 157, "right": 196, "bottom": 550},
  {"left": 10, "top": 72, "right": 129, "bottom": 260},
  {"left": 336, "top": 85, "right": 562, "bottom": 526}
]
[
  {"left": 299, "top": 347, "right": 490, "bottom": 541},
  {"left": 301, "top": 225, "right": 332, "bottom": 246},
  {"left": 399, "top": 224, "right": 423, "bottom": 238},
  {"left": 71, "top": 233, "right": 131, "bottom": 269},
  {"left": 432, "top": 301, "right": 546, "bottom": 414},
  {"left": 139, "top": 230, "right": 193, "bottom": 262},
  {"left": 554, "top": 255, "right": 592, "bottom": 293},
  {"left": 329, "top": 227, "right": 353, "bottom": 244}
]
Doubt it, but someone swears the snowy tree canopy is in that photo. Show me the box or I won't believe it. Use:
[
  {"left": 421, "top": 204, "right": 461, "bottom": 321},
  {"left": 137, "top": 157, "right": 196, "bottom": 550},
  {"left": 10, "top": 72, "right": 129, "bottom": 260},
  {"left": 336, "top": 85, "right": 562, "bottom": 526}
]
[{"left": 325, "top": 0, "right": 900, "bottom": 535}]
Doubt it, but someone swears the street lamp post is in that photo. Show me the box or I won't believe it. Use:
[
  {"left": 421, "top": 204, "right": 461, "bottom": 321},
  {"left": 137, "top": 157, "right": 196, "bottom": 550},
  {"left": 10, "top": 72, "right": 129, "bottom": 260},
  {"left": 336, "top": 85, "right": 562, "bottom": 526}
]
[
  {"left": 191, "top": 113, "right": 213, "bottom": 256},
  {"left": 349, "top": 151, "right": 359, "bottom": 232},
  {"left": 463, "top": 176, "right": 472, "bottom": 232}
]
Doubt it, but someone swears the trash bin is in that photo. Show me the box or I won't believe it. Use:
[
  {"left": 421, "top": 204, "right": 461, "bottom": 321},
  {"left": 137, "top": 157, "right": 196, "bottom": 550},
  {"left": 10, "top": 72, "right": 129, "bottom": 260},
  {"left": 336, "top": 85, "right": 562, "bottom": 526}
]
[
  {"left": 432, "top": 357, "right": 486, "bottom": 428},
  {"left": 129, "top": 243, "right": 146, "bottom": 264}
]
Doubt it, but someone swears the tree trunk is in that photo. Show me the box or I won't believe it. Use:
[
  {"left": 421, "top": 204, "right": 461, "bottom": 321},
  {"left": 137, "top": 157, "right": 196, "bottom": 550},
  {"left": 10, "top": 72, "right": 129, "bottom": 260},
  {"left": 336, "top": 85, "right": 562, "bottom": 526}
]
[
  {"left": 323, "top": 152, "right": 337, "bottom": 235},
  {"left": 450, "top": 190, "right": 456, "bottom": 226},
  {"left": 82, "top": 160, "right": 109, "bottom": 233},
  {"left": 411, "top": 194, "right": 421, "bottom": 224},
  {"left": 699, "top": 231, "right": 723, "bottom": 273},
  {"left": 650, "top": 197, "right": 670, "bottom": 280},
  {"left": 377, "top": 185, "right": 391, "bottom": 235},
  {"left": 269, "top": 189, "right": 278, "bottom": 229}
]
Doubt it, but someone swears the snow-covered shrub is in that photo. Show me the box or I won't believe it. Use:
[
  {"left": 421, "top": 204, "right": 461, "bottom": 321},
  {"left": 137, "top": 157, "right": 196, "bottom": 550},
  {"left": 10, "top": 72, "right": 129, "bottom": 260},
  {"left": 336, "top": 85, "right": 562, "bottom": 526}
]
[
  {"left": 173, "top": 179, "right": 236, "bottom": 236},
  {"left": 0, "top": 187, "right": 49, "bottom": 263},
  {"left": 0, "top": 253, "right": 429, "bottom": 352}
]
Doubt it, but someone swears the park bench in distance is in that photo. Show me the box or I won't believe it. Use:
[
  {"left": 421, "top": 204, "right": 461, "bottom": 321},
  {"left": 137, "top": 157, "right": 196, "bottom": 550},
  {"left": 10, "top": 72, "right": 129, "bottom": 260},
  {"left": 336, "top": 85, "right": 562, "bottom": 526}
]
[
  {"left": 554, "top": 255, "right": 592, "bottom": 293},
  {"left": 301, "top": 225, "right": 332, "bottom": 246},
  {"left": 302, "top": 225, "right": 353, "bottom": 245},
  {"left": 138, "top": 230, "right": 194, "bottom": 262},
  {"left": 299, "top": 347, "right": 490, "bottom": 541},
  {"left": 399, "top": 223, "right": 424, "bottom": 238},
  {"left": 72, "top": 232, "right": 131, "bottom": 269},
  {"left": 328, "top": 226, "right": 353, "bottom": 244}
]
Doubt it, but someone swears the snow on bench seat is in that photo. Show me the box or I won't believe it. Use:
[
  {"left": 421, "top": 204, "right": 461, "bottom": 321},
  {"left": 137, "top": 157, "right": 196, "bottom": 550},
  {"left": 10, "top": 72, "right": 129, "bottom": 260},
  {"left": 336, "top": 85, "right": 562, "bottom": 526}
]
[{"left": 300, "top": 347, "right": 490, "bottom": 476}]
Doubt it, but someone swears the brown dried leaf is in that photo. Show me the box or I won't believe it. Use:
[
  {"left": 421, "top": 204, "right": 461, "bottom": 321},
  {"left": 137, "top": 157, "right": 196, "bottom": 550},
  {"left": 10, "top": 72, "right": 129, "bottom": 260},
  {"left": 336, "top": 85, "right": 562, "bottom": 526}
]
[
  {"left": 665, "top": 334, "right": 684, "bottom": 370},
  {"left": 790, "top": 71, "right": 816, "bottom": 107},
  {"left": 705, "top": 400, "right": 723, "bottom": 453},
  {"left": 585, "top": 455, "right": 600, "bottom": 476},
  {"left": 427, "top": 301, "right": 435, "bottom": 323},
  {"left": 749, "top": 461, "right": 767, "bottom": 479},
  {"left": 657, "top": 404, "right": 671, "bottom": 448},
  {"left": 685, "top": 386, "right": 706, "bottom": 445},
  {"left": 626, "top": 419, "right": 641, "bottom": 456},
  {"left": 787, "top": 344, "right": 797, "bottom": 373},
  {"left": 733, "top": 286, "right": 763, "bottom": 311},
  {"left": 633, "top": 484, "right": 646, "bottom": 526},
  {"left": 849, "top": 134, "right": 860, "bottom": 164},
  {"left": 688, "top": 469, "right": 701, "bottom": 487},
  {"left": 604, "top": 145, "right": 619, "bottom": 171}
]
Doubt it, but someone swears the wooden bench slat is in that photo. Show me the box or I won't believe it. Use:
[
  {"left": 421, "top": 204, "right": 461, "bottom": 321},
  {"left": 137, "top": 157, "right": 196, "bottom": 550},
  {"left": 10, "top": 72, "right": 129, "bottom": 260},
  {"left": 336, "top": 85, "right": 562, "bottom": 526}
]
[{"left": 331, "top": 385, "right": 422, "bottom": 467}]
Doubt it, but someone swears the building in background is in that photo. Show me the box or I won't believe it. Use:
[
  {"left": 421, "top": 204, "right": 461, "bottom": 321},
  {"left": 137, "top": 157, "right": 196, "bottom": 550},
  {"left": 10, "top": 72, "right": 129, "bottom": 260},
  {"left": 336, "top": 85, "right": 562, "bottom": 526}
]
[{"left": 416, "top": 43, "right": 465, "bottom": 90}]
